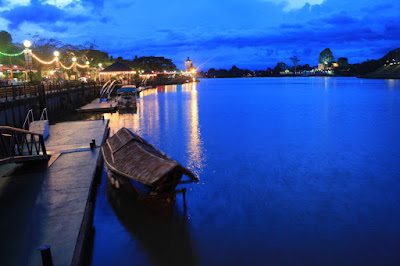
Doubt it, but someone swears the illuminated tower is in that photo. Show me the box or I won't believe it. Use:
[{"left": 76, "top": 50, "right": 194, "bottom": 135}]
[{"left": 185, "top": 57, "right": 193, "bottom": 72}]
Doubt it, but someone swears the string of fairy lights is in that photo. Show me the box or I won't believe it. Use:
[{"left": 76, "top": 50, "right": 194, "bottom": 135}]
[
  {"left": 0, "top": 51, "right": 24, "bottom": 57},
  {"left": 30, "top": 53, "right": 91, "bottom": 69},
  {"left": 0, "top": 40, "right": 97, "bottom": 70}
]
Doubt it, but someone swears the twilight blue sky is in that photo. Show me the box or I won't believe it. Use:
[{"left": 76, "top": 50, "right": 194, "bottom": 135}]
[{"left": 0, "top": 0, "right": 399, "bottom": 70}]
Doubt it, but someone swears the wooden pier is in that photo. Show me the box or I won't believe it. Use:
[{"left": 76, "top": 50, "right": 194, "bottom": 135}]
[
  {"left": 76, "top": 97, "right": 118, "bottom": 113},
  {"left": 0, "top": 119, "right": 109, "bottom": 265}
]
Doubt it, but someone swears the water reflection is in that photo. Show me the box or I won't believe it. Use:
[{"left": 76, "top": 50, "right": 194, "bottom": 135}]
[
  {"left": 139, "top": 88, "right": 158, "bottom": 97},
  {"left": 183, "top": 82, "right": 206, "bottom": 174},
  {"left": 92, "top": 83, "right": 205, "bottom": 265},
  {"left": 92, "top": 78, "right": 400, "bottom": 265},
  {"left": 114, "top": 83, "right": 205, "bottom": 175},
  {"left": 387, "top": 79, "right": 399, "bottom": 90},
  {"left": 156, "top": 85, "right": 179, "bottom": 93},
  {"left": 106, "top": 184, "right": 197, "bottom": 266}
]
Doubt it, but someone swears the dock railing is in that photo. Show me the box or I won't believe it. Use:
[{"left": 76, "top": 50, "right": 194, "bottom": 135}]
[
  {"left": 0, "top": 81, "right": 100, "bottom": 101},
  {"left": 40, "top": 108, "right": 48, "bottom": 121},
  {"left": 0, "top": 126, "right": 48, "bottom": 165},
  {"left": 22, "top": 109, "right": 34, "bottom": 130}
]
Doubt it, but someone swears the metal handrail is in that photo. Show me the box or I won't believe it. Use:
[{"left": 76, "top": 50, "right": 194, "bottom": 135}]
[
  {"left": 22, "top": 109, "right": 34, "bottom": 130},
  {"left": 0, "top": 126, "right": 48, "bottom": 165},
  {"left": 40, "top": 108, "right": 48, "bottom": 121},
  {"left": 100, "top": 80, "right": 116, "bottom": 100},
  {"left": 106, "top": 81, "right": 118, "bottom": 99},
  {"left": 99, "top": 80, "right": 111, "bottom": 96},
  {"left": 105, "top": 80, "right": 117, "bottom": 97}
]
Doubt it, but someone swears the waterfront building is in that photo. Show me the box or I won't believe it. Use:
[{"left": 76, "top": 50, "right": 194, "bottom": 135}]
[
  {"left": 99, "top": 61, "right": 136, "bottom": 84},
  {"left": 185, "top": 57, "right": 193, "bottom": 72},
  {"left": 0, "top": 64, "right": 30, "bottom": 83}
]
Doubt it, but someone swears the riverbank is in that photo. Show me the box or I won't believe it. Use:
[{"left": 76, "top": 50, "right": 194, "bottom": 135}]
[{"left": 359, "top": 64, "right": 400, "bottom": 79}]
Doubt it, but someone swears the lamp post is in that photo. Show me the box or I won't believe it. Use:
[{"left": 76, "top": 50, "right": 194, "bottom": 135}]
[
  {"left": 98, "top": 63, "right": 102, "bottom": 82},
  {"left": 53, "top": 51, "right": 60, "bottom": 82},
  {"left": 23, "top": 40, "right": 32, "bottom": 83},
  {"left": 85, "top": 61, "right": 90, "bottom": 79},
  {"left": 72, "top": 57, "right": 77, "bottom": 80},
  {"left": 54, "top": 51, "right": 60, "bottom": 68}
]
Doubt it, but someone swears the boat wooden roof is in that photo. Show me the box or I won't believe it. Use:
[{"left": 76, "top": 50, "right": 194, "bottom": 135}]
[{"left": 102, "top": 128, "right": 197, "bottom": 187}]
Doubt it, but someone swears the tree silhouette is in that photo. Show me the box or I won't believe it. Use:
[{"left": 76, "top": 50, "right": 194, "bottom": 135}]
[
  {"left": 319, "top": 48, "right": 334, "bottom": 66},
  {"left": 290, "top": 56, "right": 300, "bottom": 73}
]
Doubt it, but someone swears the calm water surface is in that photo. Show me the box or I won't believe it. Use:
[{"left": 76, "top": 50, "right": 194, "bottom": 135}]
[{"left": 92, "top": 77, "right": 400, "bottom": 265}]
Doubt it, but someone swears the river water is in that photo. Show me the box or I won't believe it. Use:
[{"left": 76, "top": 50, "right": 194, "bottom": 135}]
[{"left": 91, "top": 77, "right": 400, "bottom": 265}]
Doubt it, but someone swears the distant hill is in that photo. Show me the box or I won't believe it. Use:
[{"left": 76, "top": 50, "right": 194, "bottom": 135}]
[{"left": 360, "top": 48, "right": 400, "bottom": 79}]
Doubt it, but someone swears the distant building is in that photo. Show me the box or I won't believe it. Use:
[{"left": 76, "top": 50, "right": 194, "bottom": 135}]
[{"left": 185, "top": 57, "right": 194, "bottom": 72}]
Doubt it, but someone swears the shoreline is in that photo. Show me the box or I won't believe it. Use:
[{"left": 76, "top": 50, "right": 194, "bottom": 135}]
[{"left": 200, "top": 76, "right": 400, "bottom": 80}]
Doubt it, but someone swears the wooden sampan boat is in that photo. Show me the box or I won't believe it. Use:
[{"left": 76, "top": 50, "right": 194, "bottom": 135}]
[{"left": 101, "top": 127, "right": 198, "bottom": 214}]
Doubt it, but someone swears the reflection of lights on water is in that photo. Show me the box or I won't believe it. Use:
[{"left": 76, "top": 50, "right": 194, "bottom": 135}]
[
  {"left": 159, "top": 85, "right": 178, "bottom": 93},
  {"left": 387, "top": 79, "right": 398, "bottom": 90},
  {"left": 105, "top": 82, "right": 205, "bottom": 176},
  {"left": 103, "top": 109, "right": 140, "bottom": 136},
  {"left": 184, "top": 82, "right": 206, "bottom": 174}
]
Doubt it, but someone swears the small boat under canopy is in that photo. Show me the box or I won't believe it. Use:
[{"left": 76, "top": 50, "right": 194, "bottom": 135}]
[{"left": 102, "top": 128, "right": 198, "bottom": 198}]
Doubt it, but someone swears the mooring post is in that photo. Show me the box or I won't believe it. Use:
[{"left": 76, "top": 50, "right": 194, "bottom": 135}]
[
  {"left": 182, "top": 188, "right": 187, "bottom": 212},
  {"left": 38, "top": 245, "right": 53, "bottom": 266},
  {"left": 12, "top": 85, "right": 17, "bottom": 100},
  {"left": 92, "top": 139, "right": 96, "bottom": 147}
]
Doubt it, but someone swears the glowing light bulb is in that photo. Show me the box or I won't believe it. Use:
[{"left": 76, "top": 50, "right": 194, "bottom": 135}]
[
  {"left": 72, "top": 57, "right": 77, "bottom": 62},
  {"left": 23, "top": 40, "right": 32, "bottom": 48},
  {"left": 54, "top": 51, "right": 60, "bottom": 57}
]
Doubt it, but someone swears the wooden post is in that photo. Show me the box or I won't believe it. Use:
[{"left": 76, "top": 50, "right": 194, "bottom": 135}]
[
  {"left": 38, "top": 245, "right": 53, "bottom": 266},
  {"left": 12, "top": 85, "right": 16, "bottom": 100},
  {"left": 39, "top": 135, "right": 47, "bottom": 156},
  {"left": 182, "top": 188, "right": 187, "bottom": 212},
  {"left": 39, "top": 84, "right": 46, "bottom": 111}
]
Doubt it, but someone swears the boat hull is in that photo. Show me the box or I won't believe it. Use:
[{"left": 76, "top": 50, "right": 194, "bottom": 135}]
[{"left": 106, "top": 168, "right": 176, "bottom": 216}]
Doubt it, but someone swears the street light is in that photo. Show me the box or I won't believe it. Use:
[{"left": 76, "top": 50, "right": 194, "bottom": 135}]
[
  {"left": 54, "top": 51, "right": 60, "bottom": 69},
  {"left": 97, "top": 63, "right": 103, "bottom": 82},
  {"left": 71, "top": 57, "right": 77, "bottom": 80},
  {"left": 23, "top": 40, "right": 32, "bottom": 48},
  {"left": 23, "top": 40, "right": 32, "bottom": 82}
]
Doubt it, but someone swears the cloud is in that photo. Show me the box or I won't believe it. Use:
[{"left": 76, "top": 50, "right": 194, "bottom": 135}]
[
  {"left": 1, "top": 1, "right": 64, "bottom": 29},
  {"left": 43, "top": 0, "right": 105, "bottom": 13},
  {"left": 261, "top": 0, "right": 326, "bottom": 11},
  {"left": 0, "top": 0, "right": 30, "bottom": 12},
  {"left": 322, "top": 13, "right": 358, "bottom": 25},
  {"left": 1, "top": 0, "right": 398, "bottom": 70},
  {"left": 43, "top": 0, "right": 76, "bottom": 9},
  {"left": 0, "top": 0, "right": 104, "bottom": 31}
]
